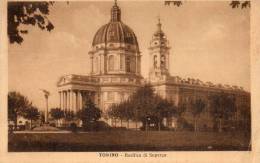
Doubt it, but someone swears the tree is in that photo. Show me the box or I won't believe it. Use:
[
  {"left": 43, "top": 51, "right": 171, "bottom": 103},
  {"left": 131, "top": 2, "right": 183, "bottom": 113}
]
[
  {"left": 8, "top": 2, "right": 54, "bottom": 44},
  {"left": 210, "top": 92, "right": 236, "bottom": 132},
  {"left": 8, "top": 91, "right": 31, "bottom": 129},
  {"left": 238, "top": 102, "right": 251, "bottom": 132},
  {"left": 175, "top": 103, "right": 188, "bottom": 130},
  {"left": 39, "top": 111, "right": 45, "bottom": 125},
  {"left": 77, "top": 99, "right": 102, "bottom": 131},
  {"left": 23, "top": 106, "right": 40, "bottom": 130},
  {"left": 65, "top": 110, "right": 75, "bottom": 121},
  {"left": 107, "top": 85, "right": 177, "bottom": 131},
  {"left": 122, "top": 100, "right": 134, "bottom": 128},
  {"left": 107, "top": 100, "right": 134, "bottom": 128},
  {"left": 177, "top": 103, "right": 187, "bottom": 117},
  {"left": 191, "top": 98, "right": 206, "bottom": 131},
  {"left": 153, "top": 96, "right": 177, "bottom": 131},
  {"left": 131, "top": 85, "right": 177, "bottom": 131},
  {"left": 130, "top": 85, "right": 156, "bottom": 131},
  {"left": 50, "top": 108, "right": 64, "bottom": 126}
]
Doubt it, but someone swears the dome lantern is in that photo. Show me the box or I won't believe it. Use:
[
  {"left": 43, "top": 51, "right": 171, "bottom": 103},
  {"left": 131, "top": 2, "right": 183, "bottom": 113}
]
[
  {"left": 111, "top": 0, "right": 121, "bottom": 22},
  {"left": 92, "top": 0, "right": 139, "bottom": 48}
]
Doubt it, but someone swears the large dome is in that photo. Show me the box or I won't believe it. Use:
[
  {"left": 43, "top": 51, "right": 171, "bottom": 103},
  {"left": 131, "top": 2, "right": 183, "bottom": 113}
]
[
  {"left": 92, "top": 22, "right": 138, "bottom": 46},
  {"left": 92, "top": 1, "right": 138, "bottom": 47}
]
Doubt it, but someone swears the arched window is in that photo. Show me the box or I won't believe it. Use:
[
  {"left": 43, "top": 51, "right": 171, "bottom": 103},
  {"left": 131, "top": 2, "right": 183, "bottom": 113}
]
[
  {"left": 153, "top": 55, "right": 157, "bottom": 68},
  {"left": 131, "top": 57, "right": 136, "bottom": 73},
  {"left": 108, "top": 55, "right": 114, "bottom": 71},
  {"left": 161, "top": 55, "right": 165, "bottom": 68},
  {"left": 126, "top": 57, "right": 131, "bottom": 72}
]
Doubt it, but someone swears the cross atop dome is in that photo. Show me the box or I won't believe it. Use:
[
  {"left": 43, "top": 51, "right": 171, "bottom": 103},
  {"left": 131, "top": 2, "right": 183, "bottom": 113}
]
[
  {"left": 157, "top": 16, "right": 162, "bottom": 32},
  {"left": 111, "top": 0, "right": 121, "bottom": 22}
]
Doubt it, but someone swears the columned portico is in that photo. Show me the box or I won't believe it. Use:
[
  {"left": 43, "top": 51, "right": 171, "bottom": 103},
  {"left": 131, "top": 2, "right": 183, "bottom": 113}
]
[{"left": 58, "top": 88, "right": 98, "bottom": 113}]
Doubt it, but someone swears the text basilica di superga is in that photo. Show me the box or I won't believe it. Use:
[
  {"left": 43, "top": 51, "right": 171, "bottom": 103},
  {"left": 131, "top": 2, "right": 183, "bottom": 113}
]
[{"left": 57, "top": 1, "right": 250, "bottom": 129}]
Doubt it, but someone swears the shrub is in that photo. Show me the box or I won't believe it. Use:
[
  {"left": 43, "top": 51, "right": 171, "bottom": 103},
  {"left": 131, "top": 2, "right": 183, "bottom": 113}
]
[
  {"left": 50, "top": 123, "right": 56, "bottom": 127},
  {"left": 70, "top": 123, "right": 78, "bottom": 133}
]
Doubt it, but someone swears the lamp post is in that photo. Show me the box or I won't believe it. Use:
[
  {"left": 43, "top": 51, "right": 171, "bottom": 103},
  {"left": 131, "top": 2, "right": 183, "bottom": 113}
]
[{"left": 40, "top": 89, "right": 50, "bottom": 124}]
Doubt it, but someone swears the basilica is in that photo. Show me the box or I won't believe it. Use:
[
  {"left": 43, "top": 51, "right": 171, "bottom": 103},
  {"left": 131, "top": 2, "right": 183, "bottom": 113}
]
[{"left": 57, "top": 1, "right": 250, "bottom": 130}]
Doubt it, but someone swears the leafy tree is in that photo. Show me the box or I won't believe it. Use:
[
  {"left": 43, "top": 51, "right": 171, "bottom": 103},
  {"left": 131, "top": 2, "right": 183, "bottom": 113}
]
[
  {"left": 210, "top": 92, "right": 236, "bottom": 132},
  {"left": 175, "top": 103, "right": 188, "bottom": 130},
  {"left": 107, "top": 103, "right": 120, "bottom": 127},
  {"left": 238, "top": 101, "right": 251, "bottom": 132},
  {"left": 114, "top": 104, "right": 125, "bottom": 127},
  {"left": 107, "top": 85, "right": 177, "bottom": 131},
  {"left": 107, "top": 100, "right": 135, "bottom": 128},
  {"left": 23, "top": 106, "right": 40, "bottom": 130},
  {"left": 130, "top": 85, "right": 156, "bottom": 131},
  {"left": 39, "top": 111, "right": 45, "bottom": 125},
  {"left": 177, "top": 103, "right": 187, "bottom": 117},
  {"left": 50, "top": 108, "right": 64, "bottom": 126},
  {"left": 153, "top": 96, "right": 177, "bottom": 131},
  {"left": 8, "top": 91, "right": 31, "bottom": 129},
  {"left": 122, "top": 100, "right": 134, "bottom": 128},
  {"left": 191, "top": 98, "right": 206, "bottom": 131},
  {"left": 107, "top": 100, "right": 138, "bottom": 129},
  {"left": 8, "top": 2, "right": 54, "bottom": 44},
  {"left": 65, "top": 110, "right": 75, "bottom": 121},
  {"left": 77, "top": 99, "right": 102, "bottom": 131},
  {"left": 132, "top": 85, "right": 177, "bottom": 131}
]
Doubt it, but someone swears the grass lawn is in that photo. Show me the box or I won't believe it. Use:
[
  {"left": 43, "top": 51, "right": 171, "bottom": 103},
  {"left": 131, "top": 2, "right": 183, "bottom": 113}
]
[{"left": 8, "top": 131, "right": 251, "bottom": 151}]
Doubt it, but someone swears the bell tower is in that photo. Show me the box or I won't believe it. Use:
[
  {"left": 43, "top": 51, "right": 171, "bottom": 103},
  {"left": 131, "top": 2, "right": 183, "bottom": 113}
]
[{"left": 148, "top": 18, "right": 171, "bottom": 81}]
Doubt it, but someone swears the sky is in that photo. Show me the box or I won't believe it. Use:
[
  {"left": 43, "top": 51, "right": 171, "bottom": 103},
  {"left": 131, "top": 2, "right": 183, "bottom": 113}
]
[{"left": 8, "top": 1, "right": 250, "bottom": 111}]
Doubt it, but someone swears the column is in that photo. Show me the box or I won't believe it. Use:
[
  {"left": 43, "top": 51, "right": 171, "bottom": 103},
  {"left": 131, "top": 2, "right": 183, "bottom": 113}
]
[
  {"left": 75, "top": 90, "right": 79, "bottom": 113},
  {"left": 89, "top": 91, "right": 93, "bottom": 103},
  {"left": 207, "top": 91, "right": 210, "bottom": 118},
  {"left": 135, "top": 55, "right": 138, "bottom": 74},
  {"left": 137, "top": 56, "right": 140, "bottom": 74},
  {"left": 93, "top": 92, "right": 95, "bottom": 104},
  {"left": 62, "top": 91, "right": 65, "bottom": 111},
  {"left": 96, "top": 92, "right": 100, "bottom": 107},
  {"left": 71, "top": 90, "right": 75, "bottom": 112},
  {"left": 94, "top": 92, "right": 98, "bottom": 106},
  {"left": 91, "top": 56, "right": 94, "bottom": 74},
  {"left": 70, "top": 90, "right": 73, "bottom": 112},
  {"left": 64, "top": 91, "right": 67, "bottom": 112},
  {"left": 59, "top": 91, "right": 61, "bottom": 109},
  {"left": 68, "top": 90, "right": 70, "bottom": 112},
  {"left": 79, "top": 91, "right": 82, "bottom": 110},
  {"left": 82, "top": 91, "right": 86, "bottom": 109},
  {"left": 104, "top": 54, "right": 107, "bottom": 74},
  {"left": 100, "top": 92, "right": 104, "bottom": 112}
]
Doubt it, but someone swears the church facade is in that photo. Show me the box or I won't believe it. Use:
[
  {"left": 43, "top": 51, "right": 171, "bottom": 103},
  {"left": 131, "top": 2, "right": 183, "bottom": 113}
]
[{"left": 57, "top": 1, "right": 250, "bottom": 130}]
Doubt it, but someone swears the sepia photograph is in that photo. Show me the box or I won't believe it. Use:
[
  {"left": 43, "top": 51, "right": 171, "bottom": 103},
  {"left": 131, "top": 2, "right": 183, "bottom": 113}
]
[{"left": 7, "top": 0, "right": 251, "bottom": 152}]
